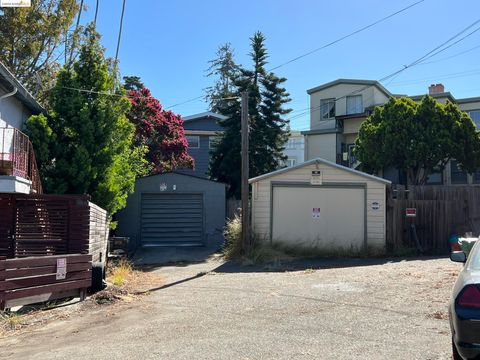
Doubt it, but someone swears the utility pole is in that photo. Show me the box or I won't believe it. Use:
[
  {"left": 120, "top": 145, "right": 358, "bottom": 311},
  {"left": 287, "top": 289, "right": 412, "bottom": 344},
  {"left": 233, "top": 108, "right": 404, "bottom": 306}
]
[{"left": 241, "top": 91, "right": 250, "bottom": 253}]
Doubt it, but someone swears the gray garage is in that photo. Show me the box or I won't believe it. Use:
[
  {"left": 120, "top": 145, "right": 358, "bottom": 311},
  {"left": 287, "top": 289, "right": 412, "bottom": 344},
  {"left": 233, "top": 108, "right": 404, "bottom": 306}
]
[{"left": 115, "top": 172, "right": 226, "bottom": 250}]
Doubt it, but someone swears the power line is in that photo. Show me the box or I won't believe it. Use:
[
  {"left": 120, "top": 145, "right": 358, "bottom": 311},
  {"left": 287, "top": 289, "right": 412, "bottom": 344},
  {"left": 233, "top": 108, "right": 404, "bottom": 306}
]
[
  {"left": 94, "top": 0, "right": 99, "bottom": 25},
  {"left": 113, "top": 0, "right": 126, "bottom": 89},
  {"left": 114, "top": 0, "right": 126, "bottom": 65},
  {"left": 165, "top": 1, "right": 425, "bottom": 110},
  {"left": 67, "top": 0, "right": 84, "bottom": 68},
  {"left": 268, "top": 0, "right": 425, "bottom": 72},
  {"left": 418, "top": 44, "right": 480, "bottom": 66},
  {"left": 287, "top": 19, "right": 480, "bottom": 124}
]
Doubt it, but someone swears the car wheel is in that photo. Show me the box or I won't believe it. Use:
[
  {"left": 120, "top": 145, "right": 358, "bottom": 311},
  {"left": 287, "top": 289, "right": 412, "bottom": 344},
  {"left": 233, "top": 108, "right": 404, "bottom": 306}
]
[{"left": 452, "top": 337, "right": 462, "bottom": 360}]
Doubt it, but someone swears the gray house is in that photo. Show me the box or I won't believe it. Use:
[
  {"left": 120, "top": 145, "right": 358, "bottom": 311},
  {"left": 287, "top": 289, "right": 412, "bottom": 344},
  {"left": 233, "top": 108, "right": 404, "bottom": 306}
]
[
  {"left": 0, "top": 61, "right": 44, "bottom": 194},
  {"left": 115, "top": 172, "right": 226, "bottom": 251},
  {"left": 179, "top": 111, "right": 227, "bottom": 178}
]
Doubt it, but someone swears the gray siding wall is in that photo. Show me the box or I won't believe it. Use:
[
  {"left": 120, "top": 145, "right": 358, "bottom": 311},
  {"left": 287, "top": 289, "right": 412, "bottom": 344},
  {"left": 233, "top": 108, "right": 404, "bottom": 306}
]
[
  {"left": 183, "top": 117, "right": 223, "bottom": 131},
  {"left": 115, "top": 173, "right": 226, "bottom": 250},
  {"left": 0, "top": 84, "right": 32, "bottom": 129},
  {"left": 178, "top": 135, "right": 212, "bottom": 178}
]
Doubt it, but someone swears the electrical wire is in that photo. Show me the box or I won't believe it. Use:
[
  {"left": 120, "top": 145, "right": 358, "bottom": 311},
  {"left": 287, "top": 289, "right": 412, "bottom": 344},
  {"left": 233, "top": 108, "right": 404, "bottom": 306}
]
[
  {"left": 287, "top": 19, "right": 480, "bottom": 125},
  {"left": 268, "top": 0, "right": 425, "bottom": 72},
  {"left": 164, "top": 1, "right": 425, "bottom": 110},
  {"left": 94, "top": 0, "right": 99, "bottom": 25}
]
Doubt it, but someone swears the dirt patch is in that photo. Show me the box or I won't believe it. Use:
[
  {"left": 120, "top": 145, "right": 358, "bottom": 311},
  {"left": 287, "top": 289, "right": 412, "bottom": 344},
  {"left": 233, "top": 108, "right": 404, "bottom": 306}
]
[{"left": 0, "top": 262, "right": 164, "bottom": 338}]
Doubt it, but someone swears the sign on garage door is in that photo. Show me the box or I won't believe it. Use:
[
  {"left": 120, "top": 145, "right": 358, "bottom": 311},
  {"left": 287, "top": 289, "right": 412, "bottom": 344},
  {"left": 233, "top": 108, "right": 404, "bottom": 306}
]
[
  {"left": 140, "top": 193, "right": 204, "bottom": 246},
  {"left": 272, "top": 186, "right": 364, "bottom": 250}
]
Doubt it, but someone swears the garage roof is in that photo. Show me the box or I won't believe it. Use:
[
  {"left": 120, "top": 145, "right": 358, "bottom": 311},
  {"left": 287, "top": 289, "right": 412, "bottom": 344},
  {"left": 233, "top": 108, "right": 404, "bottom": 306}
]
[{"left": 249, "top": 158, "right": 392, "bottom": 185}]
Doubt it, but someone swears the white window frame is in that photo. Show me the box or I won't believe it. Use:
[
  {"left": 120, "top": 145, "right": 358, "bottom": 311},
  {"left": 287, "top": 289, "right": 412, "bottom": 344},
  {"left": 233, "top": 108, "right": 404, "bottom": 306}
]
[
  {"left": 320, "top": 98, "right": 335, "bottom": 120},
  {"left": 186, "top": 135, "right": 200, "bottom": 149},
  {"left": 346, "top": 95, "right": 363, "bottom": 115}
]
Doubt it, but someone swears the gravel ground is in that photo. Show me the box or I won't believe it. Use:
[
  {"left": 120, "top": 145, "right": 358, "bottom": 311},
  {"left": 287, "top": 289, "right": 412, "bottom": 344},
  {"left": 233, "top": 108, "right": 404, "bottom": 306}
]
[{"left": 1, "top": 256, "right": 461, "bottom": 360}]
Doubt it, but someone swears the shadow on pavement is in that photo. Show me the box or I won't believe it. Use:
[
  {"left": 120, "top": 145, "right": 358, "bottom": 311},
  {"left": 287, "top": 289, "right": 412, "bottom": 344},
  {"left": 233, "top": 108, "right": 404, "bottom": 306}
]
[
  {"left": 212, "top": 255, "right": 449, "bottom": 274},
  {"left": 132, "top": 246, "right": 222, "bottom": 270}
]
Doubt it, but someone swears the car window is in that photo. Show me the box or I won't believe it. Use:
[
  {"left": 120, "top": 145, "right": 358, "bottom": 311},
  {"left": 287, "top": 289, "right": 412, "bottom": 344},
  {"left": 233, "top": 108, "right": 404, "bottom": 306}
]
[{"left": 467, "top": 241, "right": 480, "bottom": 270}]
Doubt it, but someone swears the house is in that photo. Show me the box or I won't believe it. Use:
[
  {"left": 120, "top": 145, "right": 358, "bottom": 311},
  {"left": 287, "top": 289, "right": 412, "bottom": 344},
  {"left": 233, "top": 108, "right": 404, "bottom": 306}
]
[
  {"left": 0, "top": 61, "right": 43, "bottom": 193},
  {"left": 302, "top": 79, "right": 480, "bottom": 185},
  {"left": 250, "top": 158, "right": 390, "bottom": 254},
  {"left": 281, "top": 131, "right": 304, "bottom": 167},
  {"left": 178, "top": 111, "right": 227, "bottom": 178}
]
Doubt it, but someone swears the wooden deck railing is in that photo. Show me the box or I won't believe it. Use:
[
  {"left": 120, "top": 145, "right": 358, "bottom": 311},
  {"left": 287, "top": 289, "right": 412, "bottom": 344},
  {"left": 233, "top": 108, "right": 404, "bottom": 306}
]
[
  {"left": 0, "top": 254, "right": 92, "bottom": 310},
  {"left": 0, "top": 127, "right": 42, "bottom": 193}
]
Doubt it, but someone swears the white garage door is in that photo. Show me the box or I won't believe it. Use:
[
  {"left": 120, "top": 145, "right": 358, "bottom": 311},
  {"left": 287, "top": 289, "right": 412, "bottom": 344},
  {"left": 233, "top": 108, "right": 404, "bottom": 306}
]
[{"left": 272, "top": 186, "right": 364, "bottom": 250}]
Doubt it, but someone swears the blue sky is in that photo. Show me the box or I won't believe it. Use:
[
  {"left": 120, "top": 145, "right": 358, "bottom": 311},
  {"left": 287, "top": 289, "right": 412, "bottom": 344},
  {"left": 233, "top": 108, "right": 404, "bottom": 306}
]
[{"left": 80, "top": 0, "right": 480, "bottom": 130}]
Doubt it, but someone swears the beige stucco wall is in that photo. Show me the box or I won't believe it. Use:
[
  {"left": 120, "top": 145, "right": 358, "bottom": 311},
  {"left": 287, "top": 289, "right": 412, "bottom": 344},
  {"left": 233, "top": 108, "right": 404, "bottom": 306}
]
[
  {"left": 251, "top": 161, "right": 387, "bottom": 253},
  {"left": 309, "top": 83, "right": 389, "bottom": 130},
  {"left": 343, "top": 117, "right": 365, "bottom": 135},
  {"left": 305, "top": 133, "right": 336, "bottom": 162}
]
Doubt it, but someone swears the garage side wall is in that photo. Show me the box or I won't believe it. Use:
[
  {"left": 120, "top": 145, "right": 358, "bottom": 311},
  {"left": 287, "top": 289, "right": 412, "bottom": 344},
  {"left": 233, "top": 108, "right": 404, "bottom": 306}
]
[
  {"left": 116, "top": 173, "right": 226, "bottom": 250},
  {"left": 251, "top": 163, "right": 386, "bottom": 253}
]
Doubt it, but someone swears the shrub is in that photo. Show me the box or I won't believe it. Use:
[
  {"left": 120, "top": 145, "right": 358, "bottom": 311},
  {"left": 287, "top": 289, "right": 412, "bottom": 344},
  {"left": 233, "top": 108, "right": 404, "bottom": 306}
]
[{"left": 223, "top": 215, "right": 243, "bottom": 259}]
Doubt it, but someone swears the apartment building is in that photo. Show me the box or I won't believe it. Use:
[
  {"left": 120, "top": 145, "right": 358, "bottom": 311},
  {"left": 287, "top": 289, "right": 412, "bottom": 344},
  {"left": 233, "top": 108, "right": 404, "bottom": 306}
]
[{"left": 301, "top": 79, "right": 480, "bottom": 185}]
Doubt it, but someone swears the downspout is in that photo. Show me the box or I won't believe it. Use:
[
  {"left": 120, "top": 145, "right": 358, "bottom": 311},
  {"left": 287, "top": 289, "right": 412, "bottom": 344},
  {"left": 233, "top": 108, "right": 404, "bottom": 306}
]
[{"left": 0, "top": 86, "right": 18, "bottom": 124}]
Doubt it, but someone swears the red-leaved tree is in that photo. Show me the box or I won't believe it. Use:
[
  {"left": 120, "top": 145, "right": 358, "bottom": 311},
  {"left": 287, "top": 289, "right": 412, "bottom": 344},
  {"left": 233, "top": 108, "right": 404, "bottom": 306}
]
[{"left": 127, "top": 88, "right": 194, "bottom": 174}]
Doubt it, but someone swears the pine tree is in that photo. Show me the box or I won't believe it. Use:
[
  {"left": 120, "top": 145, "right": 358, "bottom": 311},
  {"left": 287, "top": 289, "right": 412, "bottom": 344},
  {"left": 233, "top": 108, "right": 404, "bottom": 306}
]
[
  {"left": 205, "top": 43, "right": 239, "bottom": 113},
  {"left": 26, "top": 25, "right": 148, "bottom": 215},
  {"left": 209, "top": 32, "right": 291, "bottom": 198}
]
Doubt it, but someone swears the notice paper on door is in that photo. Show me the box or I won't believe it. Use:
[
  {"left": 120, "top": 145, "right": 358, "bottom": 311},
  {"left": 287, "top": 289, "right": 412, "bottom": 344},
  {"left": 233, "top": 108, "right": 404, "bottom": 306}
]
[{"left": 312, "top": 207, "right": 320, "bottom": 219}]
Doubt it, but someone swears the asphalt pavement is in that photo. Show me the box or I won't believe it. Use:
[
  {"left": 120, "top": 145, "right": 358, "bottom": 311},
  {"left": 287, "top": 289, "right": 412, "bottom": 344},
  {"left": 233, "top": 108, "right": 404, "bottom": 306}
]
[{"left": 1, "top": 256, "right": 460, "bottom": 360}]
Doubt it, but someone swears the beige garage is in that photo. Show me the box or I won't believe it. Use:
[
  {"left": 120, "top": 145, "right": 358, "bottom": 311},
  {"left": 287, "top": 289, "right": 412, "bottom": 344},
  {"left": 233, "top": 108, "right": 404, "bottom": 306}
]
[{"left": 249, "top": 158, "right": 391, "bottom": 254}]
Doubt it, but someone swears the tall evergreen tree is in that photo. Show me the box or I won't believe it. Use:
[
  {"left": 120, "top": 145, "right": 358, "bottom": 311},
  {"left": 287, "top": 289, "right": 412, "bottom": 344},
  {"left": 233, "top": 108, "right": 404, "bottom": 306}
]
[
  {"left": 26, "top": 25, "right": 148, "bottom": 215},
  {"left": 123, "top": 75, "right": 145, "bottom": 91},
  {"left": 209, "top": 32, "right": 291, "bottom": 198},
  {"left": 205, "top": 43, "right": 239, "bottom": 113}
]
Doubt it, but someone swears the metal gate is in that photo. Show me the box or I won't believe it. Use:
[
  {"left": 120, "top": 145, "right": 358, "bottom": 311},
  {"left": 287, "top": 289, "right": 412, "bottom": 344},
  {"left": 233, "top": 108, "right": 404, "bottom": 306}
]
[{"left": 140, "top": 193, "right": 204, "bottom": 246}]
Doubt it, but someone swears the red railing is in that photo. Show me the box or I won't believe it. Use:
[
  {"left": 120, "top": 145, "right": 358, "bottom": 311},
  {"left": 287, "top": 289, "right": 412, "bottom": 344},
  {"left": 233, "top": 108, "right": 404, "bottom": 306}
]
[{"left": 0, "top": 127, "right": 42, "bottom": 193}]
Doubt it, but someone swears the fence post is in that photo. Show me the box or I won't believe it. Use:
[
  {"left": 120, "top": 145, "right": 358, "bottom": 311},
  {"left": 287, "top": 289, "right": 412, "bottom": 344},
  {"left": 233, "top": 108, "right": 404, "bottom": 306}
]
[{"left": 0, "top": 256, "right": 6, "bottom": 311}]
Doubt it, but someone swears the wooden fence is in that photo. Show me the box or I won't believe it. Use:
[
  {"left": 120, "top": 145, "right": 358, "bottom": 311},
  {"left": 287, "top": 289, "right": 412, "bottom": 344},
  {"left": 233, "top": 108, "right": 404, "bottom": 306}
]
[
  {"left": 386, "top": 185, "right": 480, "bottom": 254},
  {"left": 0, "top": 254, "right": 92, "bottom": 310},
  {"left": 0, "top": 193, "right": 109, "bottom": 262}
]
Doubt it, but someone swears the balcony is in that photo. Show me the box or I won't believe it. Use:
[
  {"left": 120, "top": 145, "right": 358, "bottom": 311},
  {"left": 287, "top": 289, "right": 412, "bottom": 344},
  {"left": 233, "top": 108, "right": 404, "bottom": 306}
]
[{"left": 0, "top": 127, "right": 42, "bottom": 194}]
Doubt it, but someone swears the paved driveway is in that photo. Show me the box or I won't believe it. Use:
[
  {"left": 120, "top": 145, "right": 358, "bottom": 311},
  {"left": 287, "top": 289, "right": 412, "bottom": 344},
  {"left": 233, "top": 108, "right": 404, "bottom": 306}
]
[{"left": 2, "top": 257, "right": 460, "bottom": 360}]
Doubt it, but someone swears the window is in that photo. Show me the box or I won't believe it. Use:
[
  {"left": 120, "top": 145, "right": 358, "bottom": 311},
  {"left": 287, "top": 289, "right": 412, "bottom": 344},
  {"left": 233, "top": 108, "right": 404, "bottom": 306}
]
[
  {"left": 209, "top": 136, "right": 217, "bottom": 149},
  {"left": 346, "top": 95, "right": 363, "bottom": 115},
  {"left": 320, "top": 98, "right": 335, "bottom": 120},
  {"left": 285, "top": 138, "right": 304, "bottom": 150},
  {"left": 287, "top": 158, "right": 296, "bottom": 167},
  {"left": 451, "top": 160, "right": 467, "bottom": 184},
  {"left": 469, "top": 110, "right": 480, "bottom": 128},
  {"left": 186, "top": 135, "right": 199, "bottom": 148},
  {"left": 426, "top": 167, "right": 443, "bottom": 185}
]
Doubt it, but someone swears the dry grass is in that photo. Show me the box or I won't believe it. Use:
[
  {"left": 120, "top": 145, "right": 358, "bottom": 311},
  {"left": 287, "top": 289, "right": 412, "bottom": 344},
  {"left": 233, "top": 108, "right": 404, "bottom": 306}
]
[{"left": 0, "top": 258, "right": 164, "bottom": 337}]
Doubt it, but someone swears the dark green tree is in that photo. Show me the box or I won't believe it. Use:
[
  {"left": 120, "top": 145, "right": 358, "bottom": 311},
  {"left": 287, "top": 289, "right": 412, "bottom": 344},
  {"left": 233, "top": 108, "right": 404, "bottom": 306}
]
[
  {"left": 26, "top": 25, "right": 148, "bottom": 215},
  {"left": 123, "top": 75, "right": 145, "bottom": 91},
  {"left": 354, "top": 96, "right": 480, "bottom": 185},
  {"left": 209, "top": 32, "right": 291, "bottom": 198},
  {"left": 205, "top": 43, "right": 239, "bottom": 113}
]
